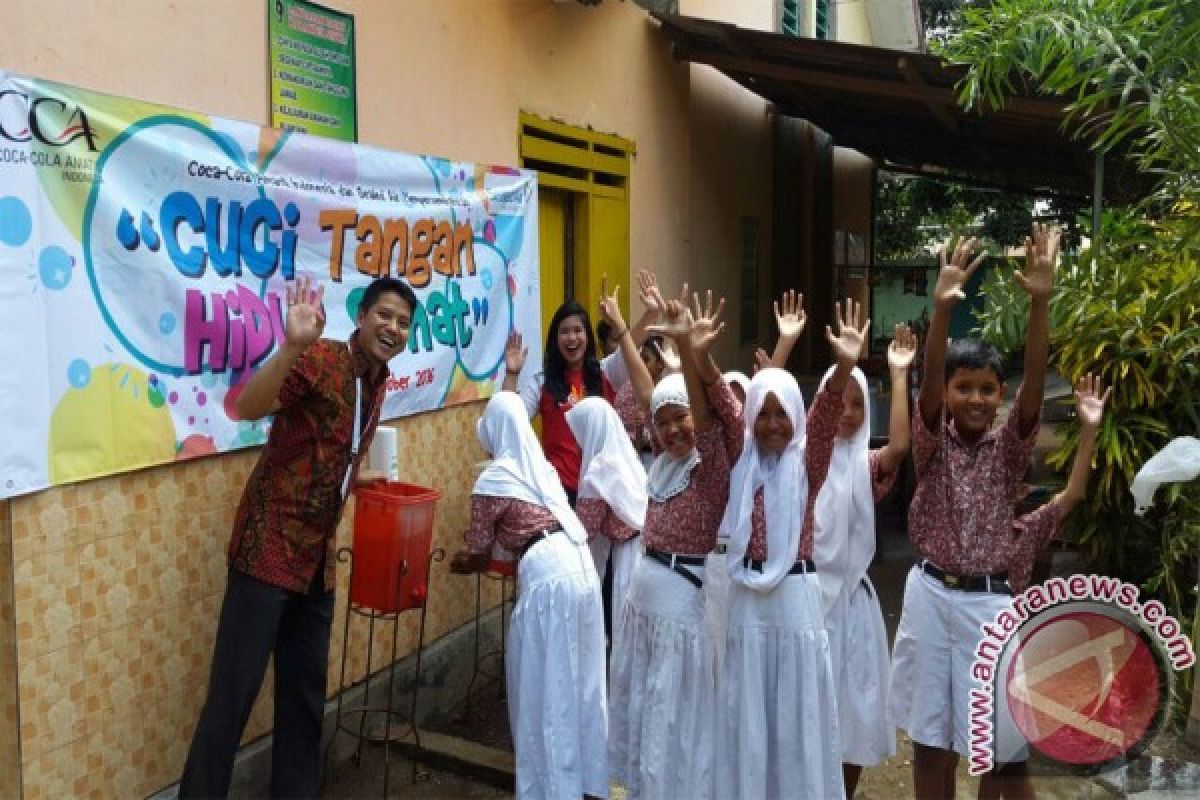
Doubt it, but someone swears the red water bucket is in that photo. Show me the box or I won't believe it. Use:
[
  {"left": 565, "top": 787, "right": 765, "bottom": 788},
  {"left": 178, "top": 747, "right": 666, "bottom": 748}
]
[{"left": 349, "top": 481, "right": 442, "bottom": 613}]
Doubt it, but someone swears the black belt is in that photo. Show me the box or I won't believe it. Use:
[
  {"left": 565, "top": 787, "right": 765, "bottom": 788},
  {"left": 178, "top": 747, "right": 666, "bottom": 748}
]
[
  {"left": 519, "top": 529, "right": 563, "bottom": 559},
  {"left": 920, "top": 560, "right": 1011, "bottom": 595},
  {"left": 645, "top": 547, "right": 705, "bottom": 589},
  {"left": 742, "top": 557, "right": 816, "bottom": 575}
]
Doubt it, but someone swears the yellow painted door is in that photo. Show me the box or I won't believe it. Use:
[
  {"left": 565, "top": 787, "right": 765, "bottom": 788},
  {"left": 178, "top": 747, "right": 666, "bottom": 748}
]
[
  {"left": 578, "top": 193, "right": 630, "bottom": 322},
  {"left": 538, "top": 188, "right": 630, "bottom": 343},
  {"left": 538, "top": 187, "right": 568, "bottom": 341}
]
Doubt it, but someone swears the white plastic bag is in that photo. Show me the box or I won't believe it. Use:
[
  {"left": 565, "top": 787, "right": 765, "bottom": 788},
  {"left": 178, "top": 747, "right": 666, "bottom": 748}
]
[{"left": 1131, "top": 436, "right": 1200, "bottom": 515}]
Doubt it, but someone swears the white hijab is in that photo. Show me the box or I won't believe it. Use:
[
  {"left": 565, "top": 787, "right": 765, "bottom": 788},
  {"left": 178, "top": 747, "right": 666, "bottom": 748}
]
[
  {"left": 566, "top": 397, "right": 648, "bottom": 530},
  {"left": 719, "top": 368, "right": 808, "bottom": 591},
  {"left": 724, "top": 371, "right": 750, "bottom": 402},
  {"left": 812, "top": 367, "right": 875, "bottom": 614},
  {"left": 646, "top": 373, "right": 701, "bottom": 502},
  {"left": 473, "top": 391, "right": 588, "bottom": 544}
]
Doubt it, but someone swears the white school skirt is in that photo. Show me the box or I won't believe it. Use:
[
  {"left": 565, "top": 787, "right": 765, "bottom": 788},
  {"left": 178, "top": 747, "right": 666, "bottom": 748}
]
[
  {"left": 588, "top": 534, "right": 643, "bottom": 644},
  {"left": 507, "top": 532, "right": 609, "bottom": 799},
  {"left": 609, "top": 554, "right": 716, "bottom": 799},
  {"left": 718, "top": 572, "right": 844, "bottom": 800},
  {"left": 826, "top": 576, "right": 895, "bottom": 766}
]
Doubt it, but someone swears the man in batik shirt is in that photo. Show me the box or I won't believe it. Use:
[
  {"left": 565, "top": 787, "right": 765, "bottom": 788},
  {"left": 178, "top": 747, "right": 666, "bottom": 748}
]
[{"left": 180, "top": 275, "right": 417, "bottom": 799}]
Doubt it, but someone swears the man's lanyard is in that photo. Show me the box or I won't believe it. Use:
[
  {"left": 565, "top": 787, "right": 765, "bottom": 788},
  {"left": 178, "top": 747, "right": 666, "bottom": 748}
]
[{"left": 340, "top": 343, "right": 364, "bottom": 500}]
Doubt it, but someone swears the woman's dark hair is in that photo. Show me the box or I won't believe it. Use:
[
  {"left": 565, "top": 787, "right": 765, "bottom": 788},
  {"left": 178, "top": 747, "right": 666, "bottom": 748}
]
[{"left": 544, "top": 301, "right": 603, "bottom": 403}]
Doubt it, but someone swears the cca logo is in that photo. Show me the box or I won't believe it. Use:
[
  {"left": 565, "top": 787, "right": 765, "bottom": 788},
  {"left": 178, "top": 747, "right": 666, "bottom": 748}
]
[{"left": 0, "top": 89, "right": 100, "bottom": 151}]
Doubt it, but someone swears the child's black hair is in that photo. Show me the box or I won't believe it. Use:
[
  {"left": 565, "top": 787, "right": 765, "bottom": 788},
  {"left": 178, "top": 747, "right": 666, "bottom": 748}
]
[
  {"left": 544, "top": 301, "right": 604, "bottom": 403},
  {"left": 360, "top": 277, "right": 417, "bottom": 317},
  {"left": 641, "top": 334, "right": 665, "bottom": 355},
  {"left": 944, "top": 338, "right": 1006, "bottom": 383}
]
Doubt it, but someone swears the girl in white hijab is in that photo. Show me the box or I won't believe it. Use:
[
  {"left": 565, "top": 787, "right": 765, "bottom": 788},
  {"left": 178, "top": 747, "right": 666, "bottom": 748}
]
[
  {"left": 716, "top": 300, "right": 870, "bottom": 800},
  {"left": 450, "top": 391, "right": 608, "bottom": 800},
  {"left": 604, "top": 286, "right": 739, "bottom": 800},
  {"left": 812, "top": 324, "right": 915, "bottom": 796},
  {"left": 566, "top": 397, "right": 648, "bottom": 644}
]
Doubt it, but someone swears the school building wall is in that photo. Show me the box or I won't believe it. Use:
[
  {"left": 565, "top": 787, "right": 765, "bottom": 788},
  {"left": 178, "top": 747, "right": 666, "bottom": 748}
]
[
  {"left": 0, "top": 1, "right": 792, "bottom": 797},
  {"left": 683, "top": 0, "right": 777, "bottom": 371}
]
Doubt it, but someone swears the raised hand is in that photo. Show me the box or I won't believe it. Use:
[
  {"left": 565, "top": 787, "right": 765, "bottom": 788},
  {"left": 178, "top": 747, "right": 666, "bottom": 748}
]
[
  {"left": 1074, "top": 372, "right": 1111, "bottom": 429},
  {"left": 653, "top": 338, "right": 682, "bottom": 374},
  {"left": 774, "top": 289, "right": 806, "bottom": 340},
  {"left": 284, "top": 274, "right": 326, "bottom": 349},
  {"left": 1015, "top": 223, "right": 1060, "bottom": 301},
  {"left": 505, "top": 330, "right": 528, "bottom": 375},
  {"left": 825, "top": 298, "right": 870, "bottom": 366},
  {"left": 646, "top": 283, "right": 692, "bottom": 339},
  {"left": 599, "top": 275, "right": 626, "bottom": 329},
  {"left": 754, "top": 347, "right": 771, "bottom": 374},
  {"left": 887, "top": 323, "right": 918, "bottom": 372},
  {"left": 688, "top": 290, "right": 726, "bottom": 353},
  {"left": 637, "top": 269, "right": 666, "bottom": 317},
  {"left": 933, "top": 237, "right": 986, "bottom": 311}
]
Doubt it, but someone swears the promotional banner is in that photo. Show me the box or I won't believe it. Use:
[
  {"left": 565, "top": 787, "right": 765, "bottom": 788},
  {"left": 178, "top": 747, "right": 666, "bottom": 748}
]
[{"left": 0, "top": 71, "right": 541, "bottom": 498}]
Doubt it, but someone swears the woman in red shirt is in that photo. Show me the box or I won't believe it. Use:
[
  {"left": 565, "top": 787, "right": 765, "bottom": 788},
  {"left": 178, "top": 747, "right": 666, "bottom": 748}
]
[
  {"left": 502, "top": 275, "right": 661, "bottom": 502},
  {"left": 501, "top": 301, "right": 617, "bottom": 502}
]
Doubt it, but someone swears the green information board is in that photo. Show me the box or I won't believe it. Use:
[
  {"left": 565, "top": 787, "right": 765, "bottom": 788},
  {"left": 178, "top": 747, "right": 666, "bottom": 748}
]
[{"left": 268, "top": 0, "right": 357, "bottom": 142}]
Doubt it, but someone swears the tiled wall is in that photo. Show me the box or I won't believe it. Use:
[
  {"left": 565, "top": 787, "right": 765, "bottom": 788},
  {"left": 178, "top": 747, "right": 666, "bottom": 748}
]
[
  {"left": 1, "top": 500, "right": 20, "bottom": 800},
  {"left": 8, "top": 402, "right": 494, "bottom": 799}
]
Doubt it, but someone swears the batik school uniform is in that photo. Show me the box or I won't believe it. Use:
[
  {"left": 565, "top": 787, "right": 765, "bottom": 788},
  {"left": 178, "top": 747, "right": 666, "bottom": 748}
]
[
  {"left": 608, "top": 374, "right": 740, "bottom": 800},
  {"left": 516, "top": 352, "right": 629, "bottom": 499},
  {"left": 568, "top": 398, "right": 648, "bottom": 646},
  {"left": 889, "top": 390, "right": 1039, "bottom": 764},
  {"left": 469, "top": 393, "right": 608, "bottom": 800},
  {"left": 723, "top": 371, "right": 750, "bottom": 404},
  {"left": 812, "top": 367, "right": 898, "bottom": 768},
  {"left": 717, "top": 368, "right": 844, "bottom": 800},
  {"left": 1007, "top": 497, "right": 1065, "bottom": 593},
  {"left": 702, "top": 372, "right": 751, "bottom": 678},
  {"left": 613, "top": 380, "right": 655, "bottom": 473}
]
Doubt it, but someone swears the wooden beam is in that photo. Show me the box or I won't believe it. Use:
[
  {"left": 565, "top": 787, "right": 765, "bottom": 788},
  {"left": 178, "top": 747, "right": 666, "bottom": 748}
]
[
  {"left": 674, "top": 47, "right": 1066, "bottom": 121},
  {"left": 898, "top": 57, "right": 959, "bottom": 133}
]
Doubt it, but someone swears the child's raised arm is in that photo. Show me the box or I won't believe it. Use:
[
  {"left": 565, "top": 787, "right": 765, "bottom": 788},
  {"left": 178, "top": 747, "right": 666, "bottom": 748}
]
[
  {"left": 878, "top": 324, "right": 918, "bottom": 475},
  {"left": 630, "top": 269, "right": 665, "bottom": 347},
  {"left": 919, "top": 238, "right": 985, "bottom": 430},
  {"left": 1014, "top": 223, "right": 1061, "bottom": 437},
  {"left": 599, "top": 276, "right": 656, "bottom": 411},
  {"left": 769, "top": 289, "right": 806, "bottom": 368},
  {"left": 823, "top": 299, "right": 870, "bottom": 393},
  {"left": 1054, "top": 372, "right": 1110, "bottom": 514},
  {"left": 681, "top": 290, "right": 727, "bottom": 432}
]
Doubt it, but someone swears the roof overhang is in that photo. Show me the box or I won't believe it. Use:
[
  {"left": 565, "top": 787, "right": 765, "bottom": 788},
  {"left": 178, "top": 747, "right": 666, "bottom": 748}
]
[{"left": 653, "top": 12, "right": 1148, "bottom": 202}]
